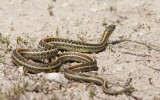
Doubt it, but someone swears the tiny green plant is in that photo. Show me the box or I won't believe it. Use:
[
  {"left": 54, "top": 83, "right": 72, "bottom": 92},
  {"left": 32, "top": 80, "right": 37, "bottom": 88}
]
[
  {"left": 13, "top": 84, "right": 22, "bottom": 98},
  {"left": 0, "top": 33, "right": 2, "bottom": 39},
  {"left": 23, "top": 40, "right": 28, "bottom": 44},
  {"left": 75, "top": 19, "right": 82, "bottom": 26},
  {"left": 115, "top": 19, "right": 120, "bottom": 24},
  {"left": 0, "top": 33, "right": 10, "bottom": 48},
  {"left": 59, "top": 84, "right": 63, "bottom": 90},
  {"left": 45, "top": 86, "right": 49, "bottom": 93},
  {"left": 56, "top": 28, "right": 59, "bottom": 37},
  {"left": 47, "top": 34, "right": 53, "bottom": 37},
  {"left": 115, "top": 59, "right": 120, "bottom": 63},
  {"left": 5, "top": 37, "right": 10, "bottom": 47},
  {"left": 1, "top": 37, "right": 9, "bottom": 44},
  {"left": 84, "top": 32, "right": 88, "bottom": 35},
  {"left": 119, "top": 35, "right": 124, "bottom": 41},
  {"left": 20, "top": 82, "right": 29, "bottom": 94},
  {"left": 129, "top": 84, "right": 133, "bottom": 88},
  {"left": 19, "top": 76, "right": 22, "bottom": 81},
  {"left": 77, "top": 33, "right": 84, "bottom": 42},
  {"left": 109, "top": 6, "right": 116, "bottom": 12},
  {"left": 25, "top": 33, "right": 35, "bottom": 43},
  {"left": 63, "top": 89, "right": 67, "bottom": 96},
  {"left": 147, "top": 45, "right": 152, "bottom": 51},
  {"left": 48, "top": 5, "right": 54, "bottom": 16},
  {"left": 148, "top": 77, "right": 153, "bottom": 84},
  {"left": 66, "top": 30, "right": 70, "bottom": 34},
  {"left": 26, "top": 33, "right": 30, "bottom": 38},
  {"left": 33, "top": 98, "right": 37, "bottom": 100},
  {"left": 129, "top": 33, "right": 132, "bottom": 37},
  {"left": 17, "top": 36, "right": 28, "bottom": 45},
  {"left": 0, "top": 59, "right": 3, "bottom": 63},
  {"left": 154, "top": 16, "right": 157, "bottom": 22},
  {"left": 102, "top": 17, "right": 107, "bottom": 26},
  {"left": 101, "top": 66, "right": 106, "bottom": 72},
  {"left": 41, "top": 78, "right": 47, "bottom": 88},
  {"left": 10, "top": 27, "right": 15, "bottom": 31},
  {"left": 148, "top": 17, "right": 152, "bottom": 22},
  {"left": 147, "top": 26, "right": 151, "bottom": 31},
  {"left": 51, "top": 93, "right": 59, "bottom": 100},
  {"left": 3, "top": 69, "right": 7, "bottom": 76},
  {"left": 89, "top": 88, "right": 95, "bottom": 98},
  {"left": 16, "top": 36, "right": 23, "bottom": 44},
  {"left": 24, "top": 82, "right": 29, "bottom": 89},
  {"left": 34, "top": 86, "right": 39, "bottom": 93},
  {"left": 109, "top": 46, "right": 115, "bottom": 52},
  {"left": 77, "top": 31, "right": 88, "bottom": 42},
  {"left": 7, "top": 90, "right": 11, "bottom": 97},
  {"left": 49, "top": 66, "right": 53, "bottom": 72}
]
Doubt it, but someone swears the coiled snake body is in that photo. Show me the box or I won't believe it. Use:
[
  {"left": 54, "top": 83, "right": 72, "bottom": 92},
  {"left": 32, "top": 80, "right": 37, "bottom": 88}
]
[{"left": 12, "top": 25, "right": 133, "bottom": 95}]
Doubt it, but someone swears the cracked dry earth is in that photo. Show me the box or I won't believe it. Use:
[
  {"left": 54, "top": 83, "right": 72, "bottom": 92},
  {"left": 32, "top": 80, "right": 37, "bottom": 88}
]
[{"left": 1, "top": 0, "right": 160, "bottom": 100}]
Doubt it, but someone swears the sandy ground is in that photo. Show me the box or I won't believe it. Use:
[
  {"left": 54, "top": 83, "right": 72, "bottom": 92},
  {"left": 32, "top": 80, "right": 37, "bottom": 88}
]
[{"left": 0, "top": 0, "right": 160, "bottom": 100}]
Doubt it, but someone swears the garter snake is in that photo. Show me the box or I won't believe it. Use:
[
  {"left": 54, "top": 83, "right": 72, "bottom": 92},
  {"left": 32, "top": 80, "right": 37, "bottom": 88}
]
[{"left": 12, "top": 25, "right": 133, "bottom": 95}]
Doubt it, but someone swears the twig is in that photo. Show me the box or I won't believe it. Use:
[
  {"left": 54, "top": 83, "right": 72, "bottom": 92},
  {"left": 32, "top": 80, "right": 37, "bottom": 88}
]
[
  {"left": 121, "top": 51, "right": 151, "bottom": 57},
  {"left": 141, "top": 63, "right": 160, "bottom": 72},
  {"left": 109, "top": 39, "right": 160, "bottom": 53}
]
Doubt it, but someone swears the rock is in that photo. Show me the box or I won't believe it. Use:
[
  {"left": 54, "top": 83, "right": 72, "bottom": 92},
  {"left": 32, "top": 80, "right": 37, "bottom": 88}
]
[
  {"left": 45, "top": 73, "right": 68, "bottom": 84},
  {"left": 138, "top": 32, "right": 144, "bottom": 36},
  {"left": 0, "top": 63, "right": 4, "bottom": 68},
  {"left": 36, "top": 82, "right": 40, "bottom": 86},
  {"left": 91, "top": 8, "right": 98, "bottom": 12},
  {"left": 18, "top": 66, "right": 24, "bottom": 74}
]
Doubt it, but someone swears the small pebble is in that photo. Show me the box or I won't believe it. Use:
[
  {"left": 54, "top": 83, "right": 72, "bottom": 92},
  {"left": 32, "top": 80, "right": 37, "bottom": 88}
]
[
  {"left": 62, "top": 3, "right": 69, "bottom": 8},
  {"left": 36, "top": 82, "right": 40, "bottom": 86},
  {"left": 91, "top": 8, "right": 97, "bottom": 12},
  {"left": 18, "top": 66, "right": 24, "bottom": 74},
  {"left": 138, "top": 32, "right": 144, "bottom": 36},
  {"left": 45, "top": 73, "right": 68, "bottom": 84},
  {"left": 0, "top": 63, "right": 4, "bottom": 68},
  {"left": 133, "top": 21, "right": 142, "bottom": 29}
]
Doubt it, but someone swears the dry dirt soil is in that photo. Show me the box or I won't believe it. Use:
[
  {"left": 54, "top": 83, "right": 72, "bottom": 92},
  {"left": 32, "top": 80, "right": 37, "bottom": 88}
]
[{"left": 0, "top": 0, "right": 160, "bottom": 100}]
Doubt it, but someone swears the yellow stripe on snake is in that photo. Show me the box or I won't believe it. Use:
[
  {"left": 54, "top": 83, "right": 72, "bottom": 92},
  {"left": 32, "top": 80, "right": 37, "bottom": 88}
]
[{"left": 12, "top": 25, "right": 133, "bottom": 95}]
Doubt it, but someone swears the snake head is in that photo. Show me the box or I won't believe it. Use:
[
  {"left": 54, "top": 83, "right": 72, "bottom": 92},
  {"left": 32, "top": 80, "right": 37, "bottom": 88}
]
[
  {"left": 103, "top": 25, "right": 116, "bottom": 38},
  {"left": 107, "top": 25, "right": 116, "bottom": 32}
]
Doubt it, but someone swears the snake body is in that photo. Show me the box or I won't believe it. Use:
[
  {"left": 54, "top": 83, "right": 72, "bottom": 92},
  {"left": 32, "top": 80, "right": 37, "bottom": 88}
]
[{"left": 12, "top": 25, "right": 133, "bottom": 95}]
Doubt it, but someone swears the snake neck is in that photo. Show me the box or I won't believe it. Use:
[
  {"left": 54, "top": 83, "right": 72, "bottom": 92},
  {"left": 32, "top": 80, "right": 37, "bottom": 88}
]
[{"left": 99, "top": 25, "right": 116, "bottom": 46}]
